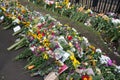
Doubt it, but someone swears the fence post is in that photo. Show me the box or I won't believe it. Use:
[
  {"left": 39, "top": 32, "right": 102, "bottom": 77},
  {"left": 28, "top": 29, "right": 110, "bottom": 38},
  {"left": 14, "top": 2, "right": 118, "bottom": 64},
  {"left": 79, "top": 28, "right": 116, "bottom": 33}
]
[
  {"left": 109, "top": 0, "right": 113, "bottom": 12},
  {"left": 103, "top": 0, "right": 108, "bottom": 13},
  {"left": 75, "top": 0, "right": 79, "bottom": 5},
  {"left": 115, "top": 0, "right": 120, "bottom": 14},
  {"left": 92, "top": 0, "right": 99, "bottom": 7}
]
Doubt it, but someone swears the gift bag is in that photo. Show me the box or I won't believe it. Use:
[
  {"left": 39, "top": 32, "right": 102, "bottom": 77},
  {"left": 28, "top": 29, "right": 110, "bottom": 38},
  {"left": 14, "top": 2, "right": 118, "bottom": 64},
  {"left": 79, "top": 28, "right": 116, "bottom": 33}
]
[{"left": 44, "top": 72, "right": 59, "bottom": 80}]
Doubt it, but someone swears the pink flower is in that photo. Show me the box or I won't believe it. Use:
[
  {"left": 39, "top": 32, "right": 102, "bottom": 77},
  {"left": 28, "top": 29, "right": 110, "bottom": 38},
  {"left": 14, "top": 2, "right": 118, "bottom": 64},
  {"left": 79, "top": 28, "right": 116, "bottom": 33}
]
[{"left": 107, "top": 60, "right": 113, "bottom": 66}]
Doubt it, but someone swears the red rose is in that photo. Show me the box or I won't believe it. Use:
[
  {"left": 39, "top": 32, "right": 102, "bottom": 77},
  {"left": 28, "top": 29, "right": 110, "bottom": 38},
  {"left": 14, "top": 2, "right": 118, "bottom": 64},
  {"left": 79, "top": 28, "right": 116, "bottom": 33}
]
[{"left": 67, "top": 35, "right": 72, "bottom": 41}]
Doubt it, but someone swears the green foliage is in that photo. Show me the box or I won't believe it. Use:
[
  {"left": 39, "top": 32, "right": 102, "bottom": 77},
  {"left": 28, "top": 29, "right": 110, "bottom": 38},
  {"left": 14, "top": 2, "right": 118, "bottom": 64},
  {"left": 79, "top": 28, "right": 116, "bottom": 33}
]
[{"left": 15, "top": 48, "right": 33, "bottom": 60}]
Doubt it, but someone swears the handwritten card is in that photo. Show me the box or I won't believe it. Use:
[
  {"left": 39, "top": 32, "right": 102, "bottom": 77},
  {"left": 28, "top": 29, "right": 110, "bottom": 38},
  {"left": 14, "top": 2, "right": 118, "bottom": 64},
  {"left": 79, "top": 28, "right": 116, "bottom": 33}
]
[{"left": 13, "top": 26, "right": 21, "bottom": 32}]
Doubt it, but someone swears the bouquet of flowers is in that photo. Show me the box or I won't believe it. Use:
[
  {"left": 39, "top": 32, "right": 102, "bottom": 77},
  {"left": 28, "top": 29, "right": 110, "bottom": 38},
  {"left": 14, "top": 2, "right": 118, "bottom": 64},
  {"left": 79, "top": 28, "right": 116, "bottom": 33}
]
[
  {"left": 2, "top": 1, "right": 120, "bottom": 80},
  {"left": 31, "top": 0, "right": 120, "bottom": 53}
]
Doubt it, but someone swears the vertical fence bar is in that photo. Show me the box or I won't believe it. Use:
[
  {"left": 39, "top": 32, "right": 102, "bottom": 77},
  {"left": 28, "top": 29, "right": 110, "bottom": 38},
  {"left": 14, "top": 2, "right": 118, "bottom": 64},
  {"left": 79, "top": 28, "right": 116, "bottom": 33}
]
[
  {"left": 82, "top": 0, "right": 83, "bottom": 5},
  {"left": 101, "top": 0, "right": 105, "bottom": 12},
  {"left": 111, "top": 1, "right": 115, "bottom": 12},
  {"left": 103, "top": 0, "right": 108, "bottom": 13},
  {"left": 97, "top": 0, "right": 102, "bottom": 12},
  {"left": 85, "top": 0, "right": 87, "bottom": 8},
  {"left": 89, "top": 0, "right": 93, "bottom": 8},
  {"left": 109, "top": 0, "right": 113, "bottom": 12},
  {"left": 113, "top": 0, "right": 118, "bottom": 12},
  {"left": 115, "top": 0, "right": 120, "bottom": 14},
  {"left": 105, "top": 0, "right": 110, "bottom": 12},
  {"left": 88, "top": 0, "right": 90, "bottom": 9},
  {"left": 92, "top": 0, "right": 99, "bottom": 12}
]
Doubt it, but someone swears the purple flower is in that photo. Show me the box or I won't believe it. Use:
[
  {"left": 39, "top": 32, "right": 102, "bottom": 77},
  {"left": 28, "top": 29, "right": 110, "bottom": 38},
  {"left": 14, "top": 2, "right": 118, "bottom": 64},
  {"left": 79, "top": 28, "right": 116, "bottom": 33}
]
[
  {"left": 107, "top": 60, "right": 113, "bottom": 66},
  {"left": 40, "top": 47, "right": 45, "bottom": 52}
]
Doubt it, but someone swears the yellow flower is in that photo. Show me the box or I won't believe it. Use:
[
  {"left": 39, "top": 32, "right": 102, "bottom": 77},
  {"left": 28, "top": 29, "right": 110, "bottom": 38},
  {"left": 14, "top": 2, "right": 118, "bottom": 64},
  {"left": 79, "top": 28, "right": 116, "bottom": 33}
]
[
  {"left": 96, "top": 68, "right": 101, "bottom": 75},
  {"left": 87, "top": 55, "right": 93, "bottom": 59},
  {"left": 90, "top": 60, "right": 97, "bottom": 66},
  {"left": 43, "top": 53, "right": 49, "bottom": 60},
  {"left": 91, "top": 51, "right": 94, "bottom": 54},
  {"left": 44, "top": 43, "right": 50, "bottom": 47},
  {"left": 68, "top": 50, "right": 80, "bottom": 68},
  {"left": 63, "top": 0, "right": 69, "bottom": 5},
  {"left": 69, "top": 42, "right": 73, "bottom": 47},
  {"left": 11, "top": 16, "right": 16, "bottom": 20},
  {"left": 32, "top": 34, "right": 37, "bottom": 39},
  {"left": 43, "top": 39, "right": 50, "bottom": 47},
  {"left": 102, "top": 15, "right": 109, "bottom": 21},
  {"left": 27, "top": 31, "right": 32, "bottom": 36},
  {"left": 85, "top": 9, "right": 91, "bottom": 13},
  {"left": 25, "top": 22, "right": 30, "bottom": 27},
  {"left": 70, "top": 77, "right": 73, "bottom": 80},
  {"left": 89, "top": 45, "right": 95, "bottom": 51},
  {"left": 37, "top": 33, "right": 42, "bottom": 40},
  {"left": 22, "top": 22, "right": 30, "bottom": 27},
  {"left": 72, "top": 57, "right": 80, "bottom": 68},
  {"left": 43, "top": 39, "right": 49, "bottom": 43},
  {"left": 1, "top": 7, "right": 6, "bottom": 11},
  {"left": 64, "top": 24, "right": 69, "bottom": 27},
  {"left": 55, "top": 2, "right": 59, "bottom": 8}
]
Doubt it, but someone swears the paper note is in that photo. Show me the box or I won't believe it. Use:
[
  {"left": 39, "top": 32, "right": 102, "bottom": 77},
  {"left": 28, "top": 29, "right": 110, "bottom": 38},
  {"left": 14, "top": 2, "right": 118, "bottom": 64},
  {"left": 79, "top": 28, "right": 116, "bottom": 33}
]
[{"left": 13, "top": 26, "right": 21, "bottom": 32}]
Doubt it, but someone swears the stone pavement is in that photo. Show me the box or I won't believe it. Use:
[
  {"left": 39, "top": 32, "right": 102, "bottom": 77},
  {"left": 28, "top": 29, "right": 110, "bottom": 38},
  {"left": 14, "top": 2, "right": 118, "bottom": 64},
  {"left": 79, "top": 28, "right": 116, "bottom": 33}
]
[{"left": 0, "top": 28, "right": 42, "bottom": 80}]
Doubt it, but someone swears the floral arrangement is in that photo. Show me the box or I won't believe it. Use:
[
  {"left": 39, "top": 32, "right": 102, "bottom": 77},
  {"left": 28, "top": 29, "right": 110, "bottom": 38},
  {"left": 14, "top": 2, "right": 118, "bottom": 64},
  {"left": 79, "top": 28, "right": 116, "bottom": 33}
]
[
  {"left": 0, "top": 1, "right": 120, "bottom": 80},
  {"left": 29, "top": 0, "right": 120, "bottom": 53}
]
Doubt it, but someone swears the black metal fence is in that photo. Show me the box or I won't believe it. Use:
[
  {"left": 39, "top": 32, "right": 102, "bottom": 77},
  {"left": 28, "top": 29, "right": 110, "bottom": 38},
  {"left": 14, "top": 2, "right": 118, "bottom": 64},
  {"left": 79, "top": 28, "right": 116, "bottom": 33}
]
[{"left": 75, "top": 0, "right": 120, "bottom": 14}]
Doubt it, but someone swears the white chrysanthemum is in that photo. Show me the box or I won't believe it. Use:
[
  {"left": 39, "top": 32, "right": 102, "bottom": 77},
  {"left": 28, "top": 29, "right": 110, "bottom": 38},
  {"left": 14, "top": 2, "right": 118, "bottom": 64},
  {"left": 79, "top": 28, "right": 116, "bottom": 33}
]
[
  {"left": 116, "top": 66, "right": 120, "bottom": 73},
  {"left": 96, "top": 48, "right": 102, "bottom": 53},
  {"left": 99, "top": 55, "right": 110, "bottom": 64},
  {"left": 111, "top": 18, "right": 120, "bottom": 24}
]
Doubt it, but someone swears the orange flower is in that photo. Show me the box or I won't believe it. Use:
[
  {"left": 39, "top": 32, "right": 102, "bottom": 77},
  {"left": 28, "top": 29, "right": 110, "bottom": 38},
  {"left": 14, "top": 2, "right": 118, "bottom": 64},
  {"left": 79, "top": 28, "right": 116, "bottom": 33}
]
[
  {"left": 89, "top": 76, "right": 92, "bottom": 80},
  {"left": 28, "top": 65, "right": 35, "bottom": 70},
  {"left": 82, "top": 75, "right": 92, "bottom": 80},
  {"left": 21, "top": 8, "right": 26, "bottom": 14},
  {"left": 82, "top": 75, "right": 89, "bottom": 80},
  {"left": 78, "top": 6, "right": 85, "bottom": 12},
  {"left": 98, "top": 13, "right": 104, "bottom": 17}
]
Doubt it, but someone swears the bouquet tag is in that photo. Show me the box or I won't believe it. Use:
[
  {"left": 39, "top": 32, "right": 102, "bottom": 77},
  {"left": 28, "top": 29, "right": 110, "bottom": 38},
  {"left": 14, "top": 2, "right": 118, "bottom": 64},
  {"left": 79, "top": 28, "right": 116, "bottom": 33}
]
[
  {"left": 62, "top": 52, "right": 70, "bottom": 62},
  {"left": 13, "top": 26, "right": 21, "bottom": 32},
  {"left": 58, "top": 64, "right": 68, "bottom": 74},
  {"left": 30, "top": 24, "right": 32, "bottom": 27},
  {"left": 30, "top": 46, "right": 36, "bottom": 51},
  {"left": 13, "top": 18, "right": 20, "bottom": 23},
  {"left": 76, "top": 68, "right": 95, "bottom": 75},
  {"left": 40, "top": 16, "right": 45, "bottom": 22},
  {"left": 58, "top": 36, "right": 68, "bottom": 44},
  {"left": 54, "top": 48, "right": 70, "bottom": 62},
  {"left": 54, "top": 48, "right": 63, "bottom": 60},
  {"left": 44, "top": 72, "right": 58, "bottom": 80},
  {"left": 0, "top": 16, "right": 4, "bottom": 20}
]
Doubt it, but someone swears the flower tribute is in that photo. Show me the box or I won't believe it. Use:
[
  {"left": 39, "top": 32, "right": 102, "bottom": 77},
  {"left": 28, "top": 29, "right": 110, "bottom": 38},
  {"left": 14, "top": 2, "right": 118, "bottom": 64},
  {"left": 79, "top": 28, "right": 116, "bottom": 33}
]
[{"left": 0, "top": 0, "right": 120, "bottom": 80}]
